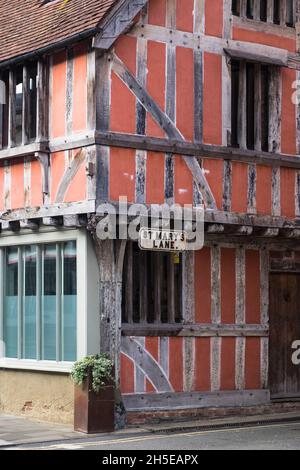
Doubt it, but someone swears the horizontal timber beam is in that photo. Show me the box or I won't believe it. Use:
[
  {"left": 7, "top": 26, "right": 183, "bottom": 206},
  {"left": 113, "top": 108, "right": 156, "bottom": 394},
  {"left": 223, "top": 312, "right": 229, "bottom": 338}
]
[
  {"left": 0, "top": 200, "right": 95, "bottom": 222},
  {"left": 0, "top": 142, "right": 49, "bottom": 161},
  {"left": 129, "top": 22, "right": 299, "bottom": 69},
  {"left": 3, "top": 133, "right": 300, "bottom": 171},
  {"left": 90, "top": 204, "right": 300, "bottom": 231},
  {"left": 94, "top": 131, "right": 300, "bottom": 170},
  {"left": 123, "top": 390, "right": 271, "bottom": 411},
  {"left": 122, "top": 323, "right": 269, "bottom": 337}
]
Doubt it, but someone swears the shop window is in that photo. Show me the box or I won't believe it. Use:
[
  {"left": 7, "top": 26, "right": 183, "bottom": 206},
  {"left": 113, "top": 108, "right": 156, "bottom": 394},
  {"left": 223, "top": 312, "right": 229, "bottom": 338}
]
[{"left": 2, "top": 241, "right": 77, "bottom": 362}]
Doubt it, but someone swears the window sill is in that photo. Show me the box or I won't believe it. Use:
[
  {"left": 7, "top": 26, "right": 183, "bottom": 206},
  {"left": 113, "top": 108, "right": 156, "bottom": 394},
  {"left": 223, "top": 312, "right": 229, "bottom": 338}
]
[
  {"left": 0, "top": 142, "right": 49, "bottom": 161},
  {"left": 0, "top": 359, "right": 73, "bottom": 373},
  {"left": 232, "top": 15, "right": 295, "bottom": 37}
]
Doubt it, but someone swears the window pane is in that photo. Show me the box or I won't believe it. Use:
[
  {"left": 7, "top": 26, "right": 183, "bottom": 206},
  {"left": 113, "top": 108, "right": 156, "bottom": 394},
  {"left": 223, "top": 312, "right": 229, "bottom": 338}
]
[
  {"left": 232, "top": 0, "right": 240, "bottom": 16},
  {"left": 28, "top": 64, "right": 37, "bottom": 141},
  {"left": 24, "top": 246, "right": 36, "bottom": 359},
  {"left": 246, "top": 0, "right": 254, "bottom": 19},
  {"left": 286, "top": 0, "right": 294, "bottom": 27},
  {"left": 0, "top": 72, "right": 9, "bottom": 149},
  {"left": 231, "top": 61, "right": 240, "bottom": 148},
  {"left": 62, "top": 242, "right": 77, "bottom": 361},
  {"left": 260, "top": 0, "right": 267, "bottom": 22},
  {"left": 15, "top": 67, "right": 23, "bottom": 146},
  {"left": 4, "top": 248, "right": 18, "bottom": 358},
  {"left": 246, "top": 63, "right": 255, "bottom": 150},
  {"left": 261, "top": 65, "right": 270, "bottom": 152},
  {"left": 273, "top": 0, "right": 280, "bottom": 24},
  {"left": 43, "top": 244, "right": 56, "bottom": 360}
]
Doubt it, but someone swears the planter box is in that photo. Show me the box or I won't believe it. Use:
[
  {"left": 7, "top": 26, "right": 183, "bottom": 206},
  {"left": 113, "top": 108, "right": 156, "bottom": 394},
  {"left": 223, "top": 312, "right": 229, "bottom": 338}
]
[{"left": 74, "top": 370, "right": 115, "bottom": 433}]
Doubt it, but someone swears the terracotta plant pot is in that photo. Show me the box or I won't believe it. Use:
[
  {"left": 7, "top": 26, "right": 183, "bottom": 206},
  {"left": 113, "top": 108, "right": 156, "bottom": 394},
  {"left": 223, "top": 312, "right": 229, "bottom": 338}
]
[{"left": 74, "top": 368, "right": 115, "bottom": 433}]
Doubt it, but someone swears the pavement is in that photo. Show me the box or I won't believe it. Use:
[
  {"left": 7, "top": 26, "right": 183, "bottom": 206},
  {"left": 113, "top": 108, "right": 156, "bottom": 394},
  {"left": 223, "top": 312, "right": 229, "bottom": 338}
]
[{"left": 1, "top": 410, "right": 300, "bottom": 450}]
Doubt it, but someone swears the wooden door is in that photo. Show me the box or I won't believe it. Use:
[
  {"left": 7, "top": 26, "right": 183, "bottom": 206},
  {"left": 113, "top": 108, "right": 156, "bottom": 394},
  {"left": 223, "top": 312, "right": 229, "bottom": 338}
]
[{"left": 269, "top": 274, "right": 300, "bottom": 399}]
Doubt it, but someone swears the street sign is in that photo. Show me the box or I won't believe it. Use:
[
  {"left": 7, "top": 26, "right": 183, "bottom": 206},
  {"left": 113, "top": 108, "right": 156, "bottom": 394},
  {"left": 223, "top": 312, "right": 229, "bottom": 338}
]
[{"left": 139, "top": 228, "right": 187, "bottom": 252}]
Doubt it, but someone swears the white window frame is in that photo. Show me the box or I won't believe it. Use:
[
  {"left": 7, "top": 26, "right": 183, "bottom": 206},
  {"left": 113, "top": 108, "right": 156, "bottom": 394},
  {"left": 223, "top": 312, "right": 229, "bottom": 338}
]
[{"left": 0, "top": 227, "right": 100, "bottom": 373}]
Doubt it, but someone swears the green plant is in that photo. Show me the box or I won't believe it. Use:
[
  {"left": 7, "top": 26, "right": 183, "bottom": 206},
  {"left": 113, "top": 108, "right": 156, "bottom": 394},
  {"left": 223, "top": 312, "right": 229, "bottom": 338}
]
[{"left": 71, "top": 354, "right": 114, "bottom": 393}]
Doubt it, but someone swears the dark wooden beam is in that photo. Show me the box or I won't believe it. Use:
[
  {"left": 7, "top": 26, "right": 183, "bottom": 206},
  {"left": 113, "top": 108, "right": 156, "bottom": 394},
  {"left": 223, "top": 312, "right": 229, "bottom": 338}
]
[
  {"left": 94, "top": 131, "right": 300, "bottom": 170},
  {"left": 122, "top": 323, "right": 269, "bottom": 338},
  {"left": 0, "top": 142, "right": 48, "bottom": 161},
  {"left": 93, "top": 0, "right": 149, "bottom": 51},
  {"left": 225, "top": 46, "right": 288, "bottom": 67}
]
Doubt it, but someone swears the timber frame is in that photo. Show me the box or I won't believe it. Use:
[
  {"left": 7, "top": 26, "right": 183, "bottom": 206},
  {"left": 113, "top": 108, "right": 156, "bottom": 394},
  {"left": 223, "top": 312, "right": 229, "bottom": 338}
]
[
  {"left": 0, "top": 1, "right": 300, "bottom": 225},
  {"left": 1, "top": 0, "right": 300, "bottom": 418}
]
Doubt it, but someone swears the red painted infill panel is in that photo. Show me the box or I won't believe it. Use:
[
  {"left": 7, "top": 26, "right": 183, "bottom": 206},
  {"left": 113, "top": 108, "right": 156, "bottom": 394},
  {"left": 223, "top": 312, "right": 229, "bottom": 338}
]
[
  {"left": 202, "top": 159, "right": 223, "bottom": 210},
  {"left": 231, "top": 162, "right": 248, "bottom": 214},
  {"left": 148, "top": 0, "right": 167, "bottom": 27},
  {"left": 245, "top": 337, "right": 261, "bottom": 390},
  {"left": 111, "top": 74, "right": 136, "bottom": 134},
  {"left": 120, "top": 354, "right": 135, "bottom": 395},
  {"left": 220, "top": 338, "right": 236, "bottom": 391},
  {"left": 256, "top": 166, "right": 272, "bottom": 215},
  {"left": 221, "top": 248, "right": 236, "bottom": 324},
  {"left": 110, "top": 147, "right": 136, "bottom": 203},
  {"left": 11, "top": 161, "right": 24, "bottom": 210},
  {"left": 176, "top": 0, "right": 194, "bottom": 33},
  {"left": 51, "top": 51, "right": 67, "bottom": 139},
  {"left": 176, "top": 46, "right": 194, "bottom": 141},
  {"left": 174, "top": 157, "right": 193, "bottom": 206},
  {"left": 30, "top": 160, "right": 43, "bottom": 207},
  {"left": 232, "top": 28, "right": 296, "bottom": 52},
  {"left": 245, "top": 250, "right": 261, "bottom": 325},
  {"left": 205, "top": 0, "right": 223, "bottom": 38},
  {"left": 114, "top": 35, "right": 137, "bottom": 75},
  {"left": 281, "top": 168, "right": 296, "bottom": 219},
  {"left": 146, "top": 152, "right": 165, "bottom": 205},
  {"left": 50, "top": 152, "right": 65, "bottom": 204},
  {"left": 203, "top": 53, "right": 222, "bottom": 145},
  {"left": 169, "top": 337, "right": 184, "bottom": 392},
  {"left": 72, "top": 43, "right": 88, "bottom": 133},
  {"left": 64, "top": 150, "right": 86, "bottom": 203},
  {"left": 281, "top": 68, "right": 297, "bottom": 156},
  {"left": 111, "top": 36, "right": 137, "bottom": 134},
  {"left": 194, "top": 338, "right": 211, "bottom": 392},
  {"left": 195, "top": 247, "right": 212, "bottom": 324}
]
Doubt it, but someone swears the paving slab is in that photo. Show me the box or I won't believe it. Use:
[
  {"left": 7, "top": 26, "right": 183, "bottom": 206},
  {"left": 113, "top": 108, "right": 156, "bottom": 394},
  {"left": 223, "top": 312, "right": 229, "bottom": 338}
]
[{"left": 1, "top": 410, "right": 300, "bottom": 448}]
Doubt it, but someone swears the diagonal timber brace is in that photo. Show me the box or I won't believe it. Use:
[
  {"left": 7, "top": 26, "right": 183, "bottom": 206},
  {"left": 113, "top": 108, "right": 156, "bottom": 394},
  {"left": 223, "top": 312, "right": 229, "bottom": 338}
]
[{"left": 111, "top": 53, "right": 217, "bottom": 210}]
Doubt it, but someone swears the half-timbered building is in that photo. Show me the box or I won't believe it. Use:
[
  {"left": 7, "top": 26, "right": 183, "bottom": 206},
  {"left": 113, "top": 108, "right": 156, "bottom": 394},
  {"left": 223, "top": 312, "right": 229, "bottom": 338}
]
[{"left": 0, "top": 0, "right": 300, "bottom": 425}]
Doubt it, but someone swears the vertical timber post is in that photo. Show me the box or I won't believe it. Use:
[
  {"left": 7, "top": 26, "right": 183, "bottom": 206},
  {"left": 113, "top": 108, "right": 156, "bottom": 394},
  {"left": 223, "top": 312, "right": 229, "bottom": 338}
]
[{"left": 93, "top": 236, "right": 127, "bottom": 429}]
